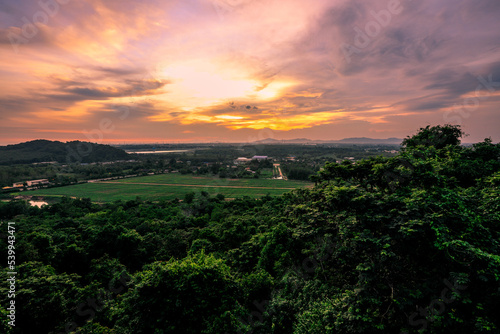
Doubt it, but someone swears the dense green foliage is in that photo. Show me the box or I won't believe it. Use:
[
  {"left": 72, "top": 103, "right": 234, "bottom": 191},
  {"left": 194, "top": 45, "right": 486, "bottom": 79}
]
[
  {"left": 0, "top": 160, "right": 146, "bottom": 188},
  {"left": 1, "top": 125, "right": 499, "bottom": 333}
]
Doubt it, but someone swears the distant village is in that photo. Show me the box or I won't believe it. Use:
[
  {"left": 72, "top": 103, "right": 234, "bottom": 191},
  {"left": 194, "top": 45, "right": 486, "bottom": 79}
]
[
  {"left": 0, "top": 141, "right": 402, "bottom": 193},
  {"left": 3, "top": 155, "right": 279, "bottom": 191},
  {"left": 1, "top": 152, "right": 374, "bottom": 192}
]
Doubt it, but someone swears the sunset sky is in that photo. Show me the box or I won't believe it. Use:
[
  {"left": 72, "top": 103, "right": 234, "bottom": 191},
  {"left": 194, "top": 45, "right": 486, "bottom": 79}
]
[{"left": 1, "top": 0, "right": 499, "bottom": 144}]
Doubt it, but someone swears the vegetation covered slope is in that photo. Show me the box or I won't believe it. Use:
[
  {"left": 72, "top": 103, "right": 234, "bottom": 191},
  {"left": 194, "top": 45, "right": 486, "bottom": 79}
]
[
  {"left": 0, "top": 125, "right": 499, "bottom": 333},
  {"left": 0, "top": 139, "right": 130, "bottom": 165}
]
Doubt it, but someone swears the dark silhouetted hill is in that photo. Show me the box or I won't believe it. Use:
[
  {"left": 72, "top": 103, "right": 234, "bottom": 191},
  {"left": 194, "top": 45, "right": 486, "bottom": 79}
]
[{"left": 0, "top": 139, "right": 130, "bottom": 165}]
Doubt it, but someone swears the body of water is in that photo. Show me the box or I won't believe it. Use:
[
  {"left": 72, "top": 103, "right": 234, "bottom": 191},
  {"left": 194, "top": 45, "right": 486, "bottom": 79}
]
[{"left": 127, "top": 150, "right": 191, "bottom": 154}]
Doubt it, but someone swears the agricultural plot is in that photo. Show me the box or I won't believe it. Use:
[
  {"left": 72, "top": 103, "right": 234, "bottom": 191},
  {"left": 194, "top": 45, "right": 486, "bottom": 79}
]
[{"left": 24, "top": 174, "right": 312, "bottom": 202}]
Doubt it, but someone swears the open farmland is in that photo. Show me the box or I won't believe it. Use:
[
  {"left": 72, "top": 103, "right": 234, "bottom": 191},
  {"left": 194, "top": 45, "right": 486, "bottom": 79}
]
[{"left": 24, "top": 173, "right": 312, "bottom": 202}]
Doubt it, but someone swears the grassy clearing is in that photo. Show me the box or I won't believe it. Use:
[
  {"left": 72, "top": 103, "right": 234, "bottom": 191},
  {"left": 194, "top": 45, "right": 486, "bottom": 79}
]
[
  {"left": 110, "top": 173, "right": 308, "bottom": 188},
  {"left": 23, "top": 174, "right": 312, "bottom": 202}
]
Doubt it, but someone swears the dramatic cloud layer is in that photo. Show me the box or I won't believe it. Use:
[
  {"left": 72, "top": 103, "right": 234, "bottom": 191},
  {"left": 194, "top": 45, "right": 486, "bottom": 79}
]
[{"left": 1, "top": 0, "right": 499, "bottom": 144}]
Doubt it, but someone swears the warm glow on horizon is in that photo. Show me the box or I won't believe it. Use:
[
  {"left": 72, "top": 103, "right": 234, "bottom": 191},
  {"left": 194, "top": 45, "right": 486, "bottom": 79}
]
[
  {"left": 0, "top": 0, "right": 499, "bottom": 144},
  {"left": 224, "top": 111, "right": 344, "bottom": 130},
  {"left": 215, "top": 115, "right": 245, "bottom": 120}
]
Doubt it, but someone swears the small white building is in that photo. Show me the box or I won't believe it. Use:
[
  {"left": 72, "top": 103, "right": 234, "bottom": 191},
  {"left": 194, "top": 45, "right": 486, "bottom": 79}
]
[{"left": 252, "top": 155, "right": 268, "bottom": 160}]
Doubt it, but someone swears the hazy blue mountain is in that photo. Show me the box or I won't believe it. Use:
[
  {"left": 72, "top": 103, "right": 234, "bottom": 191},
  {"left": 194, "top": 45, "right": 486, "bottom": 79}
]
[{"left": 252, "top": 137, "right": 402, "bottom": 144}]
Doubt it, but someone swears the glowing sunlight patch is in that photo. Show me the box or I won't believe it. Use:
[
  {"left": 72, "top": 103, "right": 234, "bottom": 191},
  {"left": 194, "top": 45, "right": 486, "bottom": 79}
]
[
  {"left": 158, "top": 61, "right": 295, "bottom": 108},
  {"left": 215, "top": 115, "right": 245, "bottom": 120},
  {"left": 220, "top": 111, "right": 343, "bottom": 131}
]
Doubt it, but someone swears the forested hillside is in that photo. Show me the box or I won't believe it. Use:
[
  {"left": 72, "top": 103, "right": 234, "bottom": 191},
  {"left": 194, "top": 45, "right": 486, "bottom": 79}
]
[
  {"left": 0, "top": 140, "right": 130, "bottom": 165},
  {"left": 1, "top": 125, "right": 499, "bottom": 333}
]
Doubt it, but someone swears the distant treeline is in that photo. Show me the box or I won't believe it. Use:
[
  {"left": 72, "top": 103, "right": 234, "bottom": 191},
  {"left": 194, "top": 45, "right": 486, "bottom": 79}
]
[
  {"left": 0, "top": 140, "right": 399, "bottom": 186},
  {"left": 0, "top": 140, "right": 130, "bottom": 165}
]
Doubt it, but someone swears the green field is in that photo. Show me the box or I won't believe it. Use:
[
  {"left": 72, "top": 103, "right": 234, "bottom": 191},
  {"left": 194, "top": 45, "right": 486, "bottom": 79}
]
[{"left": 24, "top": 174, "right": 312, "bottom": 202}]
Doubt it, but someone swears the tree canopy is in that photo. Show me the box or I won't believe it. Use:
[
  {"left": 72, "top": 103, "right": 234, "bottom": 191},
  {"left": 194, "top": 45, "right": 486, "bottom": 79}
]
[{"left": 1, "top": 126, "right": 499, "bottom": 333}]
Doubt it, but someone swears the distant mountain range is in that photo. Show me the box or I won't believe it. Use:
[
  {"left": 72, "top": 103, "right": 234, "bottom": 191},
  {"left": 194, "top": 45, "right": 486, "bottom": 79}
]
[
  {"left": 0, "top": 140, "right": 130, "bottom": 165},
  {"left": 251, "top": 137, "right": 403, "bottom": 144}
]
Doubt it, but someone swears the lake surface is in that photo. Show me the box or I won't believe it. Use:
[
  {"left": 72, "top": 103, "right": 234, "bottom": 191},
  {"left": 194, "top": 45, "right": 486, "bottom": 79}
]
[{"left": 127, "top": 150, "right": 191, "bottom": 154}]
